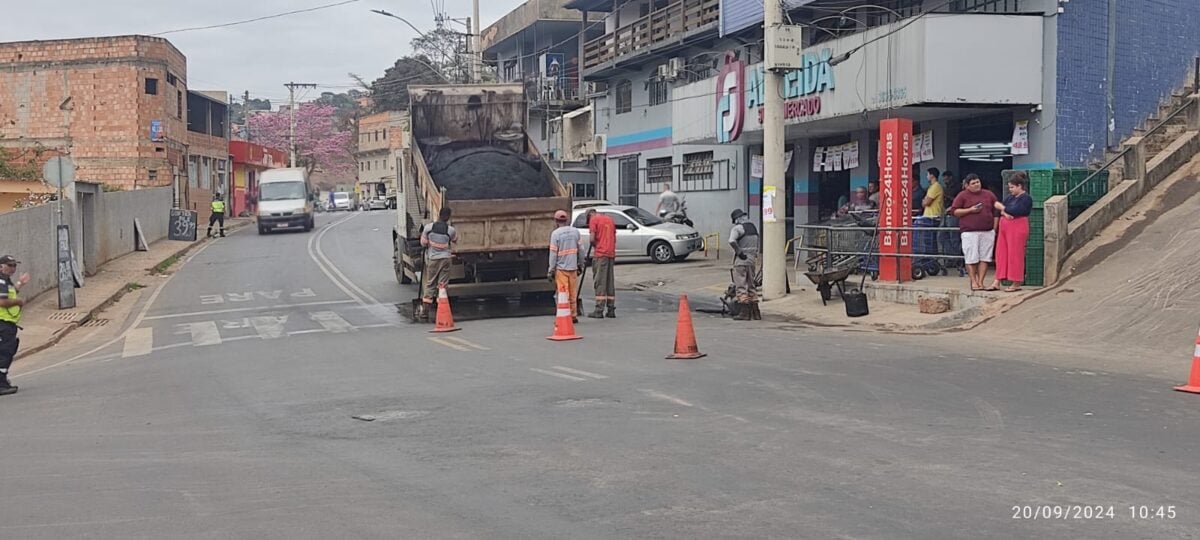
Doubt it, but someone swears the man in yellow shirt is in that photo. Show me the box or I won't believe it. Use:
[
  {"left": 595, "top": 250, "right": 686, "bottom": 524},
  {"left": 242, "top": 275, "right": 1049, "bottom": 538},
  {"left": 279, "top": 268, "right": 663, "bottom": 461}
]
[{"left": 923, "top": 167, "right": 945, "bottom": 220}]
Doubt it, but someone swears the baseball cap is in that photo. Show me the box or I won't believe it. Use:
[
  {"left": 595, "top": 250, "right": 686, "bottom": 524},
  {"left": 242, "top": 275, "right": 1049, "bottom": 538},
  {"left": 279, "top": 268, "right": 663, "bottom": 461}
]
[{"left": 0, "top": 255, "right": 18, "bottom": 265}]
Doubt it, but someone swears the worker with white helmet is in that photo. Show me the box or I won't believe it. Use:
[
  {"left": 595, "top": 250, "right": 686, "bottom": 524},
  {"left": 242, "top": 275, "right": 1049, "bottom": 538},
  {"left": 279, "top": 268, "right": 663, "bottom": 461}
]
[{"left": 547, "top": 209, "right": 584, "bottom": 322}]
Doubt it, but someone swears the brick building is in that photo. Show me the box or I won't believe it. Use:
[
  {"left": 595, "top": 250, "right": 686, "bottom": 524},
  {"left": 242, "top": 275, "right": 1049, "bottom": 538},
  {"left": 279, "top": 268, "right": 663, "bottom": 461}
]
[
  {"left": 185, "top": 90, "right": 231, "bottom": 224},
  {"left": 354, "top": 111, "right": 408, "bottom": 205},
  {"left": 0, "top": 35, "right": 189, "bottom": 190}
]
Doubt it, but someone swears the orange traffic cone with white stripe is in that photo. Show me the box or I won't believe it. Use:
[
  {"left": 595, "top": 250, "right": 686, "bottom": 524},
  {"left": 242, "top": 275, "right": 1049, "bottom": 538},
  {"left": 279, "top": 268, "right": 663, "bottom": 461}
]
[
  {"left": 666, "top": 294, "right": 706, "bottom": 359},
  {"left": 547, "top": 285, "right": 582, "bottom": 341},
  {"left": 430, "top": 286, "right": 460, "bottom": 333},
  {"left": 1174, "top": 326, "right": 1200, "bottom": 394}
]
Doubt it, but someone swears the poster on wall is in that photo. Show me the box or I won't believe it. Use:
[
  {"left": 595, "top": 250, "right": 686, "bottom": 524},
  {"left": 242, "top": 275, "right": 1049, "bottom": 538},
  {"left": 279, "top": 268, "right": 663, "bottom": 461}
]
[
  {"left": 845, "top": 141, "right": 860, "bottom": 169},
  {"left": 830, "top": 145, "right": 845, "bottom": 171},
  {"left": 1012, "top": 120, "right": 1030, "bottom": 155},
  {"left": 920, "top": 131, "right": 934, "bottom": 162},
  {"left": 751, "top": 151, "right": 793, "bottom": 178},
  {"left": 812, "top": 147, "right": 826, "bottom": 172},
  {"left": 762, "top": 185, "right": 778, "bottom": 223}
]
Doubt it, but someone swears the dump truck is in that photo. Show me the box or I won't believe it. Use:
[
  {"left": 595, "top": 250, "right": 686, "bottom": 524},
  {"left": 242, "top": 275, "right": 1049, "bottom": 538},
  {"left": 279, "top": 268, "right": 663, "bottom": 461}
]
[{"left": 393, "top": 84, "right": 572, "bottom": 302}]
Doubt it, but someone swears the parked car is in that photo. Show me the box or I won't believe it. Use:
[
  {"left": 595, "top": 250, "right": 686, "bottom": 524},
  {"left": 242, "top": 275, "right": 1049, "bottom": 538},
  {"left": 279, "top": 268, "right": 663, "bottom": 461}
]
[
  {"left": 570, "top": 203, "right": 702, "bottom": 264},
  {"left": 366, "top": 197, "right": 391, "bottom": 211},
  {"left": 330, "top": 191, "right": 353, "bottom": 211}
]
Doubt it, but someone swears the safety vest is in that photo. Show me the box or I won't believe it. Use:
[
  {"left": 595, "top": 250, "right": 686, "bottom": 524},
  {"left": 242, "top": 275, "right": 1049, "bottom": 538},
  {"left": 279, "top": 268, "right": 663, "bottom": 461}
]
[
  {"left": 211, "top": 200, "right": 226, "bottom": 213},
  {"left": 0, "top": 281, "right": 19, "bottom": 324}
]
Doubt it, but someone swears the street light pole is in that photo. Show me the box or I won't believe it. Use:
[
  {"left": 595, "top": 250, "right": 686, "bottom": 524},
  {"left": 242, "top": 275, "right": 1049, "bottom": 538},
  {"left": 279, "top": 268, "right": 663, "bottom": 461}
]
[
  {"left": 472, "top": 0, "right": 481, "bottom": 83},
  {"left": 284, "top": 82, "right": 317, "bottom": 168},
  {"left": 761, "top": 0, "right": 787, "bottom": 300}
]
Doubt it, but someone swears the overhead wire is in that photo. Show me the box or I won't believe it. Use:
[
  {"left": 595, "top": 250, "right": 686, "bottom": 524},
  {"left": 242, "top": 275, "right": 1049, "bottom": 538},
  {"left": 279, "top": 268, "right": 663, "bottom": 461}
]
[{"left": 152, "top": 0, "right": 361, "bottom": 36}]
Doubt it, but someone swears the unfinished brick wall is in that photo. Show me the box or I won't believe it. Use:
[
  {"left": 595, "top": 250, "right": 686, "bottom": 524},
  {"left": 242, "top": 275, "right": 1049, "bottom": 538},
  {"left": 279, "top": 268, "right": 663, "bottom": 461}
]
[{"left": 0, "top": 35, "right": 188, "bottom": 189}]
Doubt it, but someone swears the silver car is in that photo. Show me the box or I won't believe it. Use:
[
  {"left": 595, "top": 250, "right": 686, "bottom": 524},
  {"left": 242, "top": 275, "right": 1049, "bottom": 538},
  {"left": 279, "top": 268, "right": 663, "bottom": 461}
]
[{"left": 571, "top": 203, "right": 702, "bottom": 264}]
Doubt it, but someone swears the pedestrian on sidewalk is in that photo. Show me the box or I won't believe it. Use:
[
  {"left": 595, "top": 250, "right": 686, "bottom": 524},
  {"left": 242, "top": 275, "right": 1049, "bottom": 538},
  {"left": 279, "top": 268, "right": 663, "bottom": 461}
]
[
  {"left": 585, "top": 209, "right": 617, "bottom": 319},
  {"left": 419, "top": 207, "right": 458, "bottom": 322},
  {"left": 948, "top": 174, "right": 1000, "bottom": 291},
  {"left": 207, "top": 193, "right": 226, "bottom": 238},
  {"left": 548, "top": 210, "right": 583, "bottom": 323},
  {"left": 988, "top": 172, "right": 1033, "bottom": 292},
  {"left": 0, "top": 255, "right": 30, "bottom": 396},
  {"left": 728, "top": 209, "right": 761, "bottom": 321}
]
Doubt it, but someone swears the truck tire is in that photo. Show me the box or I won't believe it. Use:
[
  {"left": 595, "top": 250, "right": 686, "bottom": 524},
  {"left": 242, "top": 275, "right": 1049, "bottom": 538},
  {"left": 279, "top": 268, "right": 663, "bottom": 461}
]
[
  {"left": 649, "top": 241, "right": 675, "bottom": 264},
  {"left": 394, "top": 238, "right": 413, "bottom": 284}
]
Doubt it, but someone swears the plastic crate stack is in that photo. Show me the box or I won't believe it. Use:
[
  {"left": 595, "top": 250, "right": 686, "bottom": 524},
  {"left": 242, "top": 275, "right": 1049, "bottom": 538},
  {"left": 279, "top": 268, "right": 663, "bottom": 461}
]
[{"left": 1006, "top": 168, "right": 1109, "bottom": 287}]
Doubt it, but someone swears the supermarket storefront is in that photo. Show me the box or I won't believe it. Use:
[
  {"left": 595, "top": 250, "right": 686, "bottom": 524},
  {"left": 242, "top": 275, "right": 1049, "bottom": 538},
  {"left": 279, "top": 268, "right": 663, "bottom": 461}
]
[{"left": 674, "top": 12, "right": 1052, "bottom": 226}]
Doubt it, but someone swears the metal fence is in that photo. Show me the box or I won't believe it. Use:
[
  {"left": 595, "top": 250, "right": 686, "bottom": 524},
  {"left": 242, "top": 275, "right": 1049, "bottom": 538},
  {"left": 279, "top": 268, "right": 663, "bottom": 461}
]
[
  {"left": 637, "top": 158, "right": 736, "bottom": 194},
  {"left": 794, "top": 213, "right": 968, "bottom": 281}
]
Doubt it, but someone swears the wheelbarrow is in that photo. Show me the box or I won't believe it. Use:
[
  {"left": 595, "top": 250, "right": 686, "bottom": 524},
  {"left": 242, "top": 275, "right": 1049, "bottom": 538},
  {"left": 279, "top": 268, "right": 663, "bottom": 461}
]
[{"left": 804, "top": 266, "right": 853, "bottom": 306}]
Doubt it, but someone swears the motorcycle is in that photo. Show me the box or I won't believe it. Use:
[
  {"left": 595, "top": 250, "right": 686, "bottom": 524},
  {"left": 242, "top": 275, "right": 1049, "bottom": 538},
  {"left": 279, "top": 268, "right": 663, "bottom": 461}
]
[{"left": 657, "top": 198, "right": 694, "bottom": 227}]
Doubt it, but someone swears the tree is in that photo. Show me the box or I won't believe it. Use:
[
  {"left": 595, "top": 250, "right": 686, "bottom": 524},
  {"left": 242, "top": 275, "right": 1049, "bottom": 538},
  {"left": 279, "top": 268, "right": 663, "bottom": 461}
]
[
  {"left": 411, "top": 25, "right": 470, "bottom": 84},
  {"left": 369, "top": 55, "right": 447, "bottom": 112},
  {"left": 314, "top": 91, "right": 363, "bottom": 130},
  {"left": 246, "top": 103, "right": 355, "bottom": 181}
]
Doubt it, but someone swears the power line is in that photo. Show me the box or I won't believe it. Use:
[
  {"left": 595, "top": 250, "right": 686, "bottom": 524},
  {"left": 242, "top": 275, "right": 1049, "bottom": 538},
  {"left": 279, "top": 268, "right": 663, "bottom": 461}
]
[{"left": 152, "top": 0, "right": 361, "bottom": 36}]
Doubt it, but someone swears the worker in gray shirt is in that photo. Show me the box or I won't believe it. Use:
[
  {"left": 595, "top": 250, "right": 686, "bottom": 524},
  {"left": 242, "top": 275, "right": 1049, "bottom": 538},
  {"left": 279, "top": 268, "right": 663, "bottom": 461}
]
[
  {"left": 420, "top": 207, "right": 458, "bottom": 321},
  {"left": 548, "top": 210, "right": 584, "bottom": 322},
  {"left": 728, "top": 208, "right": 761, "bottom": 321}
]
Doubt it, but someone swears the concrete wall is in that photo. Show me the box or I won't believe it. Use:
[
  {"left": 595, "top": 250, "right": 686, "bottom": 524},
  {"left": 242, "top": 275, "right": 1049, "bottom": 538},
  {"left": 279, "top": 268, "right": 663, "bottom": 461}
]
[
  {"left": 0, "top": 202, "right": 74, "bottom": 298},
  {"left": 91, "top": 186, "right": 172, "bottom": 269},
  {"left": 1055, "top": 0, "right": 1200, "bottom": 166}
]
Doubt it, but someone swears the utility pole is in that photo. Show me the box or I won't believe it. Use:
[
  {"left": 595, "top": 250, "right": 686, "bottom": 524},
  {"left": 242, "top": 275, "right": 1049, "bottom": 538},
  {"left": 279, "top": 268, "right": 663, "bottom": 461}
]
[
  {"left": 243, "top": 90, "right": 252, "bottom": 142},
  {"left": 471, "top": 0, "right": 481, "bottom": 83},
  {"left": 761, "top": 0, "right": 787, "bottom": 300},
  {"left": 284, "top": 82, "right": 317, "bottom": 168}
]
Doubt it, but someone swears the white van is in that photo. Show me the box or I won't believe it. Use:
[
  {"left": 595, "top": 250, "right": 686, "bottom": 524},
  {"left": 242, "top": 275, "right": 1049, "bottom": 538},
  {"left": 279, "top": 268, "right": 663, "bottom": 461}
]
[{"left": 257, "top": 167, "right": 314, "bottom": 234}]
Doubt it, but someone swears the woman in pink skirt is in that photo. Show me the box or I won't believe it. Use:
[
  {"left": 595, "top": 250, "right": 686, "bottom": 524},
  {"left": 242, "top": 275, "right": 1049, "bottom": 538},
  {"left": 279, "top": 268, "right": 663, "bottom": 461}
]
[{"left": 988, "top": 172, "right": 1033, "bottom": 292}]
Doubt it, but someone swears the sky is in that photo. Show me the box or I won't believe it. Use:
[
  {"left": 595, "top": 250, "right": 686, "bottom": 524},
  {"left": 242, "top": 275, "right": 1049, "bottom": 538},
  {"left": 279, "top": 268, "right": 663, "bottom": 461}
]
[{"left": 0, "top": 0, "right": 522, "bottom": 107}]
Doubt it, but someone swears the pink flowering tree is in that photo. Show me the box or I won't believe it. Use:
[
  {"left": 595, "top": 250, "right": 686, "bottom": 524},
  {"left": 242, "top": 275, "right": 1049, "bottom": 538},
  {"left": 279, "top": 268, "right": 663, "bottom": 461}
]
[{"left": 247, "top": 103, "right": 355, "bottom": 180}]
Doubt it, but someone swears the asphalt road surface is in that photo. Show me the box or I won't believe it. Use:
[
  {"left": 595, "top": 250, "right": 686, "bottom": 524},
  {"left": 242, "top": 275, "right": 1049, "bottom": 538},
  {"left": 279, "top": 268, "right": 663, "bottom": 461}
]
[{"left": 6, "top": 211, "right": 1199, "bottom": 539}]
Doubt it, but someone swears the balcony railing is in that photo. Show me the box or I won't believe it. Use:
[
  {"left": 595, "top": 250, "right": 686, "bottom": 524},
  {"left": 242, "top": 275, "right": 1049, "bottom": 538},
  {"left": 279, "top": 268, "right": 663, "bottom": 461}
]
[
  {"left": 583, "top": 0, "right": 719, "bottom": 72},
  {"left": 525, "top": 76, "right": 583, "bottom": 107}
]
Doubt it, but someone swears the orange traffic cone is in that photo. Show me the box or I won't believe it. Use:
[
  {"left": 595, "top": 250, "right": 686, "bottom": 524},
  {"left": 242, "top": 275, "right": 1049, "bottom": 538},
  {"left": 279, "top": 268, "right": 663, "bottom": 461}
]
[
  {"left": 1174, "top": 326, "right": 1200, "bottom": 394},
  {"left": 430, "top": 286, "right": 460, "bottom": 333},
  {"left": 547, "top": 285, "right": 582, "bottom": 341},
  {"left": 666, "top": 294, "right": 706, "bottom": 359}
]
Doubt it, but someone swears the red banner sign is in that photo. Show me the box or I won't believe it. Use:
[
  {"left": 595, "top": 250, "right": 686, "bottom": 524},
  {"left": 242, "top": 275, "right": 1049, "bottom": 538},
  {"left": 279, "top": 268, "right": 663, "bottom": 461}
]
[{"left": 878, "top": 118, "right": 913, "bottom": 282}]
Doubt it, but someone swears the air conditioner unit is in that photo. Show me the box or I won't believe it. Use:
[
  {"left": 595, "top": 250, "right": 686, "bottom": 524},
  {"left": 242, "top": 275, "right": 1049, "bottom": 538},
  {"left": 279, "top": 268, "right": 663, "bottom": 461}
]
[
  {"left": 580, "top": 139, "right": 595, "bottom": 156},
  {"left": 584, "top": 81, "right": 608, "bottom": 96},
  {"left": 667, "top": 57, "right": 685, "bottom": 80},
  {"left": 656, "top": 64, "right": 671, "bottom": 80},
  {"left": 593, "top": 134, "right": 608, "bottom": 155}
]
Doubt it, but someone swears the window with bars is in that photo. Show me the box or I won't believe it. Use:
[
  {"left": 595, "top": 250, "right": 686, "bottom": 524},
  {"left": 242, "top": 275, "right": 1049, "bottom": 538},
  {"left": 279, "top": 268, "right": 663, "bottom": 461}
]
[
  {"left": 646, "top": 157, "right": 673, "bottom": 185},
  {"left": 648, "top": 78, "right": 669, "bottom": 106},
  {"left": 682, "top": 151, "right": 714, "bottom": 184},
  {"left": 615, "top": 80, "right": 632, "bottom": 114}
]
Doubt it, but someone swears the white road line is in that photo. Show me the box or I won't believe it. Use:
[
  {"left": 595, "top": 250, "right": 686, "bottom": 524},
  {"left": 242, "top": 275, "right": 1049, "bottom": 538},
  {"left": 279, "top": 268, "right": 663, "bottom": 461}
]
[
  {"left": 288, "top": 329, "right": 328, "bottom": 336},
  {"left": 184, "top": 321, "right": 223, "bottom": 347},
  {"left": 441, "top": 336, "right": 490, "bottom": 351},
  {"left": 314, "top": 215, "right": 382, "bottom": 305},
  {"left": 551, "top": 366, "right": 608, "bottom": 379},
  {"left": 638, "top": 389, "right": 694, "bottom": 407},
  {"left": 355, "top": 323, "right": 395, "bottom": 329},
  {"left": 428, "top": 337, "right": 472, "bottom": 351},
  {"left": 121, "top": 327, "right": 154, "bottom": 358},
  {"left": 14, "top": 235, "right": 224, "bottom": 380},
  {"left": 529, "top": 368, "right": 586, "bottom": 382},
  {"left": 363, "top": 303, "right": 404, "bottom": 325},
  {"left": 250, "top": 316, "right": 287, "bottom": 339},
  {"left": 143, "top": 300, "right": 355, "bottom": 321},
  {"left": 310, "top": 311, "right": 355, "bottom": 333}
]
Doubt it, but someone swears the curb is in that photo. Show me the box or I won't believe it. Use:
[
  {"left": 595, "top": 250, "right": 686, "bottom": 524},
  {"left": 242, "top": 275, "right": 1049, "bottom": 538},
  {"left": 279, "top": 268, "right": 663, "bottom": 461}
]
[{"left": 14, "top": 221, "right": 249, "bottom": 361}]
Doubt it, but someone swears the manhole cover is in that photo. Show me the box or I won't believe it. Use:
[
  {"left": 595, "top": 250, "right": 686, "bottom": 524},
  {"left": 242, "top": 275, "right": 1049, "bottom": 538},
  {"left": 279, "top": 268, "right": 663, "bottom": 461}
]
[
  {"left": 48, "top": 312, "right": 82, "bottom": 322},
  {"left": 81, "top": 319, "right": 109, "bottom": 327}
]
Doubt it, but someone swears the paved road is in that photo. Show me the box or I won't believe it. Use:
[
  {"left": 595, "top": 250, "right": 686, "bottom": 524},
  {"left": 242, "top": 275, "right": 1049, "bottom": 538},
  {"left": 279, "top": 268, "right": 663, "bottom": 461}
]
[{"left": 6, "top": 211, "right": 1199, "bottom": 539}]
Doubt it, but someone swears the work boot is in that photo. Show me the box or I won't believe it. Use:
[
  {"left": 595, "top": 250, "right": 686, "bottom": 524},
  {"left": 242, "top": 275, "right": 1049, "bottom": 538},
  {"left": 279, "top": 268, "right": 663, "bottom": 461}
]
[
  {"left": 733, "top": 303, "right": 751, "bottom": 321},
  {"left": 0, "top": 378, "right": 17, "bottom": 396},
  {"left": 605, "top": 304, "right": 616, "bottom": 318},
  {"left": 751, "top": 302, "right": 762, "bottom": 320},
  {"left": 588, "top": 305, "right": 605, "bottom": 319}
]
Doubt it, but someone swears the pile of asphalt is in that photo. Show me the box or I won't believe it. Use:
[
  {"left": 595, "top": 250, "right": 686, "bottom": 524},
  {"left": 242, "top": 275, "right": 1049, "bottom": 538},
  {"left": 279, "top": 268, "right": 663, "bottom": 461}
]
[{"left": 424, "top": 142, "right": 552, "bottom": 200}]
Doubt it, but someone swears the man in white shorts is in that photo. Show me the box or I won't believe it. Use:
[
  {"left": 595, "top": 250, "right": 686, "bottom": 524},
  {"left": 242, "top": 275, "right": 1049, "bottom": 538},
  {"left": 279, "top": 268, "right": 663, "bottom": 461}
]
[{"left": 948, "top": 174, "right": 999, "bottom": 291}]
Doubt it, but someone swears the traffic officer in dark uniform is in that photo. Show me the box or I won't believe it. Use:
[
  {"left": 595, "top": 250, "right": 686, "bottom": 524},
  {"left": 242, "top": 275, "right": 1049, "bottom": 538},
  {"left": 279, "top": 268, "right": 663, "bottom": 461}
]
[
  {"left": 207, "top": 193, "right": 226, "bottom": 238},
  {"left": 0, "top": 255, "right": 30, "bottom": 396},
  {"left": 728, "top": 209, "right": 761, "bottom": 321}
]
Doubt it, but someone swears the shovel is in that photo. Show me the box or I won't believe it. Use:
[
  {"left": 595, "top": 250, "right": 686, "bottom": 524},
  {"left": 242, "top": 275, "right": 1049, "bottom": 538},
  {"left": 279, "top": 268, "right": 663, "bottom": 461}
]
[{"left": 576, "top": 244, "right": 593, "bottom": 314}]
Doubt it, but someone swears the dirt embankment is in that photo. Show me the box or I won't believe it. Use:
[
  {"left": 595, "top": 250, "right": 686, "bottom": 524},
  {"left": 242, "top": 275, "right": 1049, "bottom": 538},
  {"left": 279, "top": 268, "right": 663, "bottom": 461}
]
[{"left": 423, "top": 142, "right": 552, "bottom": 200}]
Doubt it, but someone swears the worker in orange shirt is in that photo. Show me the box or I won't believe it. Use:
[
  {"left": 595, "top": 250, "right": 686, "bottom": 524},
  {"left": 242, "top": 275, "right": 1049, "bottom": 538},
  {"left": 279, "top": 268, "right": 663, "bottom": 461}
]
[{"left": 585, "top": 209, "right": 617, "bottom": 319}]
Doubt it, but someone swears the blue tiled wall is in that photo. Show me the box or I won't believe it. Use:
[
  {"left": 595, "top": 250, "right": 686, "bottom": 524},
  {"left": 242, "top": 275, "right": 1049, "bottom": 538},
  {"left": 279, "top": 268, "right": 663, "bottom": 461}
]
[{"left": 1056, "top": 0, "right": 1200, "bottom": 166}]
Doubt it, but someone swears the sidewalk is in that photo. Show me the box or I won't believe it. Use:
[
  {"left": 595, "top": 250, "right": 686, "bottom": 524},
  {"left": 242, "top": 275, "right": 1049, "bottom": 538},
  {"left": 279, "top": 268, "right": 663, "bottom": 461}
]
[
  {"left": 14, "top": 218, "right": 250, "bottom": 360},
  {"left": 614, "top": 254, "right": 1035, "bottom": 332}
]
